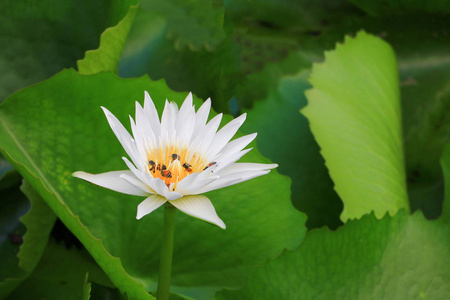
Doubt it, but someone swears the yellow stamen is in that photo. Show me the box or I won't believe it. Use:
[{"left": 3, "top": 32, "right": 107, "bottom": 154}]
[{"left": 147, "top": 146, "right": 208, "bottom": 189}]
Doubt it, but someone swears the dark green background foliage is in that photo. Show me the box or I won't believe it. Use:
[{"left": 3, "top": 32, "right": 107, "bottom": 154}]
[{"left": 1, "top": 0, "right": 450, "bottom": 299}]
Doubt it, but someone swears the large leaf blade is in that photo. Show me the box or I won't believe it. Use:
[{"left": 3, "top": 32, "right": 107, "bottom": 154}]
[
  {"left": 302, "top": 31, "right": 409, "bottom": 221},
  {"left": 217, "top": 211, "right": 450, "bottom": 299},
  {"left": 0, "top": 69, "right": 306, "bottom": 299}
]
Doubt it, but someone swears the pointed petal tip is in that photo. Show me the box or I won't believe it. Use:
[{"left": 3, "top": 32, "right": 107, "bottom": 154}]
[
  {"left": 170, "top": 195, "right": 226, "bottom": 229},
  {"left": 100, "top": 106, "right": 111, "bottom": 115},
  {"left": 136, "top": 196, "right": 167, "bottom": 220},
  {"left": 72, "top": 171, "right": 85, "bottom": 178},
  {"left": 217, "top": 220, "right": 226, "bottom": 229},
  {"left": 135, "top": 100, "right": 143, "bottom": 110},
  {"left": 136, "top": 207, "right": 148, "bottom": 220},
  {"left": 144, "top": 91, "right": 153, "bottom": 104}
]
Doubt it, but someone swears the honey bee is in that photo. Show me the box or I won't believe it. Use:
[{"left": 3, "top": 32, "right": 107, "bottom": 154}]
[
  {"left": 171, "top": 153, "right": 180, "bottom": 161},
  {"left": 203, "top": 162, "right": 216, "bottom": 171},
  {"left": 161, "top": 170, "right": 172, "bottom": 178},
  {"left": 148, "top": 160, "right": 156, "bottom": 173},
  {"left": 182, "top": 163, "right": 192, "bottom": 172},
  {"left": 160, "top": 164, "right": 172, "bottom": 178}
]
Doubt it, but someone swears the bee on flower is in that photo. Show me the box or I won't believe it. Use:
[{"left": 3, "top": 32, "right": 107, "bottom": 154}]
[{"left": 73, "top": 92, "right": 277, "bottom": 229}]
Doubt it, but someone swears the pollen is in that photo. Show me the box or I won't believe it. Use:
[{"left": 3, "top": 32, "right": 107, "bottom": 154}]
[{"left": 146, "top": 146, "right": 211, "bottom": 189}]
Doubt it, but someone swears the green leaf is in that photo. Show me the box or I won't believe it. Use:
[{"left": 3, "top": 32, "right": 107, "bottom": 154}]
[
  {"left": 234, "top": 50, "right": 309, "bottom": 108},
  {"left": 7, "top": 239, "right": 111, "bottom": 300},
  {"left": 83, "top": 273, "right": 92, "bottom": 300},
  {"left": 440, "top": 144, "right": 450, "bottom": 224},
  {"left": 0, "top": 169, "right": 21, "bottom": 190},
  {"left": 225, "top": 0, "right": 354, "bottom": 31},
  {"left": 396, "top": 24, "right": 450, "bottom": 217},
  {"left": 139, "top": 0, "right": 226, "bottom": 51},
  {"left": 77, "top": 2, "right": 138, "bottom": 75},
  {"left": 0, "top": 176, "right": 29, "bottom": 291},
  {"left": 302, "top": 31, "right": 409, "bottom": 221},
  {"left": 119, "top": 7, "right": 240, "bottom": 113},
  {"left": 292, "top": 13, "right": 450, "bottom": 219},
  {"left": 241, "top": 71, "right": 342, "bottom": 229},
  {"left": 0, "top": 0, "right": 135, "bottom": 101},
  {"left": 349, "top": 0, "right": 450, "bottom": 16},
  {"left": 0, "top": 154, "right": 14, "bottom": 179},
  {"left": 0, "top": 180, "right": 56, "bottom": 298},
  {"left": 217, "top": 211, "right": 450, "bottom": 299},
  {"left": 0, "top": 69, "right": 306, "bottom": 299}
]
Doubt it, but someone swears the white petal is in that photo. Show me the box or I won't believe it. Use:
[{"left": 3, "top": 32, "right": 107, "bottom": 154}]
[
  {"left": 122, "top": 157, "right": 151, "bottom": 186},
  {"left": 175, "top": 94, "right": 196, "bottom": 146},
  {"left": 174, "top": 173, "right": 201, "bottom": 192},
  {"left": 73, "top": 170, "right": 149, "bottom": 196},
  {"left": 120, "top": 173, "right": 155, "bottom": 194},
  {"left": 101, "top": 107, "right": 141, "bottom": 167},
  {"left": 143, "top": 91, "right": 161, "bottom": 136},
  {"left": 205, "top": 113, "right": 246, "bottom": 159},
  {"left": 148, "top": 177, "right": 171, "bottom": 197},
  {"left": 175, "top": 172, "right": 218, "bottom": 195},
  {"left": 189, "top": 113, "right": 223, "bottom": 157},
  {"left": 216, "top": 163, "right": 278, "bottom": 177},
  {"left": 164, "top": 190, "right": 184, "bottom": 201},
  {"left": 128, "top": 116, "right": 148, "bottom": 170},
  {"left": 177, "top": 108, "right": 196, "bottom": 146},
  {"left": 176, "top": 92, "right": 194, "bottom": 129},
  {"left": 213, "top": 148, "right": 253, "bottom": 173},
  {"left": 136, "top": 195, "right": 167, "bottom": 219},
  {"left": 193, "top": 98, "right": 211, "bottom": 134},
  {"left": 216, "top": 133, "right": 257, "bottom": 159},
  {"left": 122, "top": 157, "right": 179, "bottom": 199},
  {"left": 196, "top": 177, "right": 242, "bottom": 194},
  {"left": 170, "top": 195, "right": 226, "bottom": 229},
  {"left": 200, "top": 163, "right": 277, "bottom": 193},
  {"left": 134, "top": 101, "right": 157, "bottom": 152},
  {"left": 160, "top": 100, "right": 179, "bottom": 145}
]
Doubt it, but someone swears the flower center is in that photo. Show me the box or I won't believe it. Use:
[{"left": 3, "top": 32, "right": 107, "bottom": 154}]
[{"left": 146, "top": 146, "right": 215, "bottom": 189}]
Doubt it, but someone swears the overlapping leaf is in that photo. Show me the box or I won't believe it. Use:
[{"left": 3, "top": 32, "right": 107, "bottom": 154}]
[
  {"left": 302, "top": 31, "right": 409, "bottom": 221},
  {"left": 139, "top": 0, "right": 226, "bottom": 51},
  {"left": 350, "top": 0, "right": 450, "bottom": 16},
  {"left": 119, "top": 5, "right": 240, "bottom": 113},
  {"left": 0, "top": 0, "right": 135, "bottom": 101},
  {"left": 7, "top": 239, "right": 112, "bottom": 300},
  {"left": 78, "top": 2, "right": 138, "bottom": 75},
  {"left": 217, "top": 211, "right": 450, "bottom": 299},
  {"left": 0, "top": 69, "right": 306, "bottom": 299},
  {"left": 0, "top": 180, "right": 56, "bottom": 298},
  {"left": 0, "top": 172, "right": 28, "bottom": 294},
  {"left": 241, "top": 71, "right": 342, "bottom": 229},
  {"left": 441, "top": 144, "right": 450, "bottom": 223}
]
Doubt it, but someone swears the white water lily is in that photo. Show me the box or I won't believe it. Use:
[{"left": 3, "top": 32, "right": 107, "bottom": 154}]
[{"left": 73, "top": 92, "right": 277, "bottom": 229}]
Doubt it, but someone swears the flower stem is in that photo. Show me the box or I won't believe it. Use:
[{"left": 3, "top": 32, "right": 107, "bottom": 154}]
[{"left": 157, "top": 202, "right": 176, "bottom": 300}]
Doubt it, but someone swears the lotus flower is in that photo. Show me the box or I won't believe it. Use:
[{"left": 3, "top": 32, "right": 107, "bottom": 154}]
[{"left": 73, "top": 92, "right": 277, "bottom": 229}]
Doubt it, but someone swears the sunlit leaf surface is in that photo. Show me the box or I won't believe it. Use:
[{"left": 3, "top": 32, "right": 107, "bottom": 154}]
[
  {"left": 0, "top": 69, "right": 306, "bottom": 299},
  {"left": 242, "top": 72, "right": 342, "bottom": 229},
  {"left": 303, "top": 31, "right": 409, "bottom": 221},
  {"left": 217, "top": 211, "right": 450, "bottom": 299}
]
